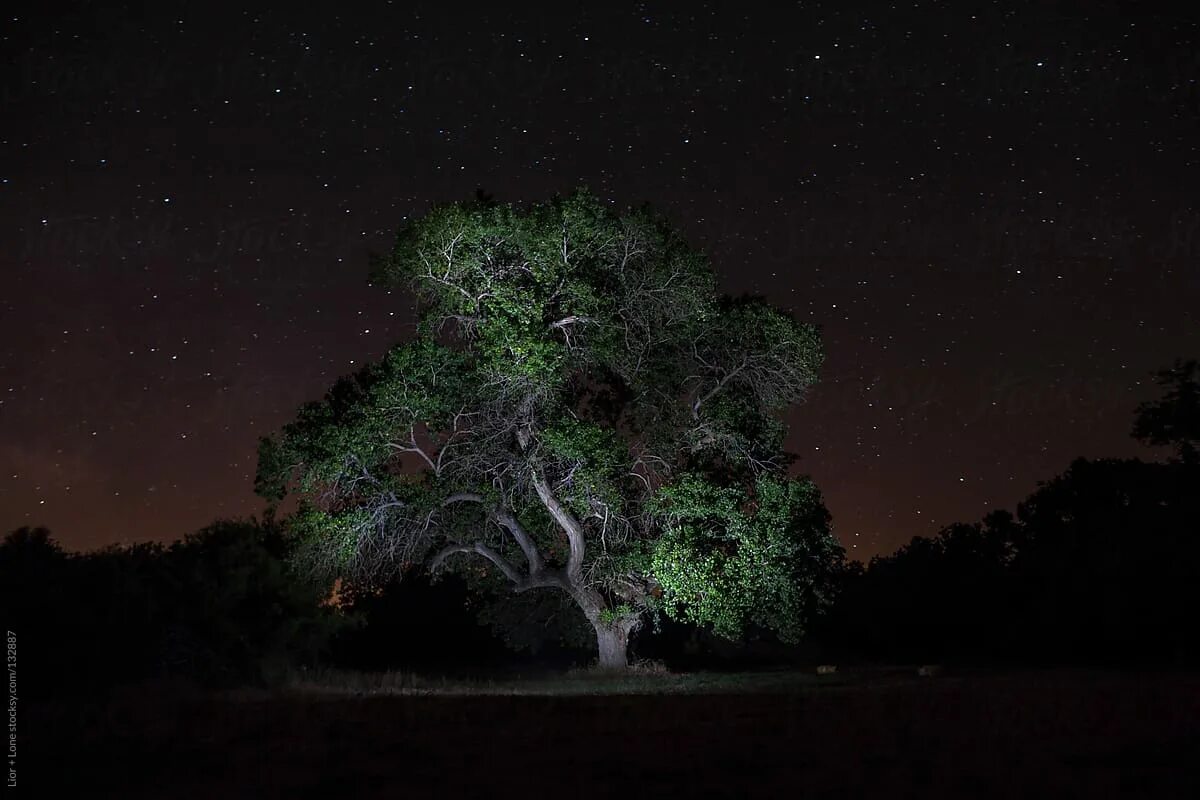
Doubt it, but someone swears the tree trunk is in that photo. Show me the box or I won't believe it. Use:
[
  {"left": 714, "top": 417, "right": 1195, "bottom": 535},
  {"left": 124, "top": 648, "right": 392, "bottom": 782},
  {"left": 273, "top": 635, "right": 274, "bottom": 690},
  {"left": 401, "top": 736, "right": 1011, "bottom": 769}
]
[{"left": 593, "top": 621, "right": 630, "bottom": 670}]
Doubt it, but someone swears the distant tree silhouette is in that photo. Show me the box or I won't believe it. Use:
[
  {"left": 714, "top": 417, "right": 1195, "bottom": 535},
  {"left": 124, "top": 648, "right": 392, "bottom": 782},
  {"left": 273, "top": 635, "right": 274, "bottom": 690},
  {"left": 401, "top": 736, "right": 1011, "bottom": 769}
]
[
  {"left": 826, "top": 512, "right": 1017, "bottom": 661},
  {"left": 1, "top": 527, "right": 74, "bottom": 694},
  {"left": 826, "top": 360, "right": 1200, "bottom": 665},
  {"left": 0, "top": 526, "right": 65, "bottom": 582},
  {"left": 161, "top": 518, "right": 344, "bottom": 684},
  {"left": 1133, "top": 358, "right": 1200, "bottom": 464},
  {"left": 1011, "top": 457, "right": 1199, "bottom": 661},
  {"left": 1, "top": 518, "right": 342, "bottom": 695}
]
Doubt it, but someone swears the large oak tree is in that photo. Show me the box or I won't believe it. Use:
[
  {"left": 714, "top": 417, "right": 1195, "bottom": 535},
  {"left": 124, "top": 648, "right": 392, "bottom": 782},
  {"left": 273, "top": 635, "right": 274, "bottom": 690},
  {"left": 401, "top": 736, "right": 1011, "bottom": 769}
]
[{"left": 256, "top": 190, "right": 843, "bottom": 668}]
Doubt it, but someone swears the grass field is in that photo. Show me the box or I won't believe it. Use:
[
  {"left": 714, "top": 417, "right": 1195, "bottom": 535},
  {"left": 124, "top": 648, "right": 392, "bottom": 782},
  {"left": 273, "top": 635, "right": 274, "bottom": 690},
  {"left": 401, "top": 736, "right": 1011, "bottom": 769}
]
[{"left": 28, "top": 667, "right": 1200, "bottom": 798}]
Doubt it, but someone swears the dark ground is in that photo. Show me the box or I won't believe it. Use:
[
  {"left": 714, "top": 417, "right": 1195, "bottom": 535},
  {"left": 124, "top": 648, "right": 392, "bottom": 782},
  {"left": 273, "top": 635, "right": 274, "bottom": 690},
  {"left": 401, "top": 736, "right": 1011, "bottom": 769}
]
[{"left": 26, "top": 669, "right": 1200, "bottom": 798}]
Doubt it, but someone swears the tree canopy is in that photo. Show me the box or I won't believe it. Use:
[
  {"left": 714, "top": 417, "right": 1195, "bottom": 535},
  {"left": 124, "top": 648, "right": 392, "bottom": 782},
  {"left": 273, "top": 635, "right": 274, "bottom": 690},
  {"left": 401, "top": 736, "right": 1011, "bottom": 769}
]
[
  {"left": 1133, "top": 358, "right": 1200, "bottom": 464},
  {"left": 826, "top": 359, "right": 1200, "bottom": 664},
  {"left": 256, "top": 189, "right": 842, "bottom": 667},
  {"left": 1, "top": 519, "right": 340, "bottom": 693}
]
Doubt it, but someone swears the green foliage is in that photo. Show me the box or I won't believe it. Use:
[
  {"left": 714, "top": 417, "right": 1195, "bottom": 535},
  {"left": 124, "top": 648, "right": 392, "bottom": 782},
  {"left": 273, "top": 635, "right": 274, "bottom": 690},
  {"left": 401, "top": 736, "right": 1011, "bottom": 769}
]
[
  {"left": 256, "top": 339, "right": 470, "bottom": 501},
  {"left": 373, "top": 192, "right": 613, "bottom": 388},
  {"left": 541, "top": 416, "right": 627, "bottom": 516},
  {"left": 599, "top": 604, "right": 636, "bottom": 625},
  {"left": 714, "top": 299, "right": 824, "bottom": 411},
  {"left": 287, "top": 505, "right": 365, "bottom": 572},
  {"left": 369, "top": 190, "right": 723, "bottom": 396},
  {"left": 649, "top": 474, "right": 842, "bottom": 643},
  {"left": 259, "top": 187, "right": 840, "bottom": 658}
]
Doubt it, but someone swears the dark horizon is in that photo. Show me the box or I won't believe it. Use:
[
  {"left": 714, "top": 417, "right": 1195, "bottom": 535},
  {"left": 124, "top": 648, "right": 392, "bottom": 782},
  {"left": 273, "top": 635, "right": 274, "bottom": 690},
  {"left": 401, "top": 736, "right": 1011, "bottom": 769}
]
[{"left": 2, "top": 2, "right": 1197, "bottom": 558}]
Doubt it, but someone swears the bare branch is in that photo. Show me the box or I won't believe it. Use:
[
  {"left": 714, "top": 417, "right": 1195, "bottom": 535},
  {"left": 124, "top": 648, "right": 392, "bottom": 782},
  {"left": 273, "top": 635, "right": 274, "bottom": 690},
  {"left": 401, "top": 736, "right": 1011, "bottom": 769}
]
[
  {"left": 530, "top": 468, "right": 586, "bottom": 583},
  {"left": 692, "top": 359, "right": 749, "bottom": 418},
  {"left": 548, "top": 315, "right": 596, "bottom": 330},
  {"left": 430, "top": 541, "right": 525, "bottom": 586},
  {"left": 493, "top": 507, "right": 544, "bottom": 574},
  {"left": 442, "top": 492, "right": 486, "bottom": 506}
]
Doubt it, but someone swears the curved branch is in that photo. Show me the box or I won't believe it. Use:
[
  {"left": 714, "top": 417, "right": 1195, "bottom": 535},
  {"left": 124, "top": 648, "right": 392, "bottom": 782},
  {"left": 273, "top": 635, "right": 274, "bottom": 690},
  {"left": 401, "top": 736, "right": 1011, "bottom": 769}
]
[
  {"left": 386, "top": 427, "right": 438, "bottom": 473},
  {"left": 531, "top": 469, "right": 586, "bottom": 583},
  {"left": 430, "top": 542, "right": 525, "bottom": 586},
  {"left": 430, "top": 542, "right": 571, "bottom": 596},
  {"left": 440, "top": 493, "right": 544, "bottom": 573},
  {"left": 494, "top": 507, "right": 544, "bottom": 574}
]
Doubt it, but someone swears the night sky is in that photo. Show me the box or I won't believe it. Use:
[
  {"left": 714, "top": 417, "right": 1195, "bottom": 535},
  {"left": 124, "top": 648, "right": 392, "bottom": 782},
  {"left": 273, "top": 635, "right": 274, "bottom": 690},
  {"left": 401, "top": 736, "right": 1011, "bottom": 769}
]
[{"left": 2, "top": 2, "right": 1197, "bottom": 558}]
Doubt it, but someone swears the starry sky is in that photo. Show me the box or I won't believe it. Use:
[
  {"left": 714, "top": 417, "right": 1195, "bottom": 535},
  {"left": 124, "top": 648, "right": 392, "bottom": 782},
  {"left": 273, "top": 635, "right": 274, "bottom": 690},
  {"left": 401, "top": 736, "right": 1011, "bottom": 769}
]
[{"left": 2, "top": 2, "right": 1197, "bottom": 558}]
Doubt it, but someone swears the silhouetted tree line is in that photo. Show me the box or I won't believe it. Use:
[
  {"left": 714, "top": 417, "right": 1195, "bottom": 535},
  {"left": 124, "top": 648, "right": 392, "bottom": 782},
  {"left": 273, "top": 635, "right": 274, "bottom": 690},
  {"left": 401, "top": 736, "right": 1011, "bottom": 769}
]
[
  {"left": 821, "top": 359, "right": 1200, "bottom": 665},
  {"left": 1, "top": 518, "right": 343, "bottom": 696},
  {"left": 4, "top": 360, "right": 1195, "bottom": 684}
]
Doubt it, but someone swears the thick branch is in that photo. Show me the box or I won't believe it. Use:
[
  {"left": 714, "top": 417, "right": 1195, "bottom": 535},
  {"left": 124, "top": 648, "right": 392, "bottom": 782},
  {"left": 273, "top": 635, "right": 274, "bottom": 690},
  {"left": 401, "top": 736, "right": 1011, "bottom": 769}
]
[
  {"left": 548, "top": 315, "right": 596, "bottom": 330},
  {"left": 531, "top": 470, "right": 586, "bottom": 583},
  {"left": 431, "top": 543, "right": 571, "bottom": 597},
  {"left": 441, "top": 493, "right": 544, "bottom": 573},
  {"left": 430, "top": 542, "right": 525, "bottom": 587},
  {"left": 494, "top": 507, "right": 545, "bottom": 574}
]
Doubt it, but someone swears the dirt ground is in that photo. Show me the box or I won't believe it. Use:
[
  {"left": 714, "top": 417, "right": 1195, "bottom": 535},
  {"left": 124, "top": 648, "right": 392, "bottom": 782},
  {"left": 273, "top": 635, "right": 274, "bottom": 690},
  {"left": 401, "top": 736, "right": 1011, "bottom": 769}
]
[{"left": 25, "top": 669, "right": 1200, "bottom": 798}]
